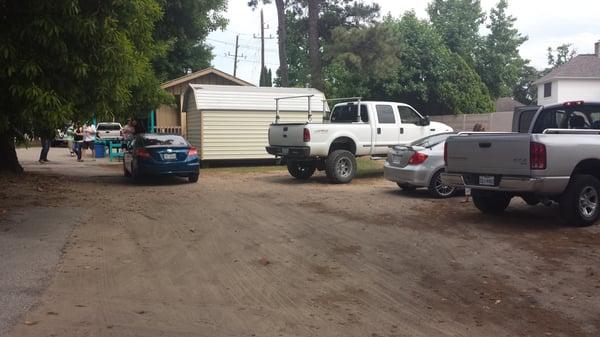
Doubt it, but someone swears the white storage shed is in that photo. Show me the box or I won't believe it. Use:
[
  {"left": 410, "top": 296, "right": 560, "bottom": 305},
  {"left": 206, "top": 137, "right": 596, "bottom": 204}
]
[{"left": 184, "top": 84, "right": 328, "bottom": 160}]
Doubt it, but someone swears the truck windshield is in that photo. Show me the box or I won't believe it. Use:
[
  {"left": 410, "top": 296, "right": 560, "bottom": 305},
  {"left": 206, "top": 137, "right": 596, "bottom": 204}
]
[
  {"left": 330, "top": 104, "right": 368, "bottom": 123},
  {"left": 531, "top": 104, "right": 600, "bottom": 133}
]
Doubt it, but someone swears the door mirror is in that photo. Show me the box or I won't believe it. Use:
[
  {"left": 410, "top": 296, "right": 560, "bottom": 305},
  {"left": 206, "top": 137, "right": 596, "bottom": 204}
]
[{"left": 421, "top": 116, "right": 430, "bottom": 126}]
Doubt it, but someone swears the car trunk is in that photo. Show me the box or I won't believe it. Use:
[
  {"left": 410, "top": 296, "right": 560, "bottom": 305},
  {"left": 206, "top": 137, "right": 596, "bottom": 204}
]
[
  {"left": 446, "top": 133, "right": 532, "bottom": 176},
  {"left": 146, "top": 146, "right": 189, "bottom": 162},
  {"left": 268, "top": 123, "right": 307, "bottom": 147},
  {"left": 388, "top": 146, "right": 417, "bottom": 168}
]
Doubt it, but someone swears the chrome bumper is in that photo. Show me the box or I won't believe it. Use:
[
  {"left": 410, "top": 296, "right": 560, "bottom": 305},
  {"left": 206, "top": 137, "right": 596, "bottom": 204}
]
[{"left": 441, "top": 173, "right": 569, "bottom": 194}]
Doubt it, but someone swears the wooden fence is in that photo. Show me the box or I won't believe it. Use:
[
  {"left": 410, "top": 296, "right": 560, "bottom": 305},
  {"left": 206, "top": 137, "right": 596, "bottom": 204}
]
[{"left": 431, "top": 111, "right": 514, "bottom": 132}]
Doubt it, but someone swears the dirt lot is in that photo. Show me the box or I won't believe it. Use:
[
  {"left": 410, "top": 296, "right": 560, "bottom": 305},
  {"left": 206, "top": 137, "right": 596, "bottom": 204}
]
[{"left": 1, "top": 158, "right": 600, "bottom": 337}]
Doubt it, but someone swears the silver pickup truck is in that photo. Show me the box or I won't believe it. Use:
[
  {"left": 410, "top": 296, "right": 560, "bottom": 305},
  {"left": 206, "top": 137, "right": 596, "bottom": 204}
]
[{"left": 442, "top": 101, "right": 600, "bottom": 226}]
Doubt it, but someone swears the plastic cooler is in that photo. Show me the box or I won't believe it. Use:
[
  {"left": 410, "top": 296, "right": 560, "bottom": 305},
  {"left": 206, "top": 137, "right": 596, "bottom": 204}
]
[{"left": 94, "top": 142, "right": 106, "bottom": 158}]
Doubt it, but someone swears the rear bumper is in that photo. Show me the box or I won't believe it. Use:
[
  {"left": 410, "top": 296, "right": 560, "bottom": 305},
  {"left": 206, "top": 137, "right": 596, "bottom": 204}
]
[
  {"left": 383, "top": 162, "right": 430, "bottom": 187},
  {"left": 441, "top": 173, "right": 569, "bottom": 194},
  {"left": 266, "top": 146, "right": 310, "bottom": 158},
  {"left": 138, "top": 161, "right": 200, "bottom": 176}
]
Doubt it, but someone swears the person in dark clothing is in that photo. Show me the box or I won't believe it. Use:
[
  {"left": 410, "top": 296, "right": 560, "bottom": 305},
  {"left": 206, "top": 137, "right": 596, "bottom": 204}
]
[
  {"left": 73, "top": 124, "right": 84, "bottom": 162},
  {"left": 38, "top": 127, "right": 55, "bottom": 163}
]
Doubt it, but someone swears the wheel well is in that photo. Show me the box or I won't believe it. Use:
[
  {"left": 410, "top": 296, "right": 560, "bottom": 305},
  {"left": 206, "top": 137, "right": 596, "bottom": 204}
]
[
  {"left": 329, "top": 137, "right": 356, "bottom": 155},
  {"left": 571, "top": 159, "right": 600, "bottom": 181}
]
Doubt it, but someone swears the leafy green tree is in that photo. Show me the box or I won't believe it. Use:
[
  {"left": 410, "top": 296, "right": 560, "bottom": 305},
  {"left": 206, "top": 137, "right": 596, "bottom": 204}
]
[
  {"left": 427, "top": 0, "right": 485, "bottom": 66},
  {"left": 477, "top": 0, "right": 528, "bottom": 98},
  {"left": 0, "top": 0, "right": 166, "bottom": 173},
  {"left": 153, "top": 0, "right": 227, "bottom": 81},
  {"left": 512, "top": 65, "right": 539, "bottom": 105},
  {"left": 547, "top": 43, "right": 576, "bottom": 69}
]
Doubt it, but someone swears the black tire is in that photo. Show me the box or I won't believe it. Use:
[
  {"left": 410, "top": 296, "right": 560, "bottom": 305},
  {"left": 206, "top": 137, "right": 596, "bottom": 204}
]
[
  {"left": 325, "top": 150, "right": 357, "bottom": 184},
  {"left": 123, "top": 161, "right": 131, "bottom": 178},
  {"left": 188, "top": 173, "right": 199, "bottom": 183},
  {"left": 287, "top": 160, "right": 316, "bottom": 180},
  {"left": 397, "top": 183, "right": 417, "bottom": 191},
  {"left": 559, "top": 174, "right": 600, "bottom": 227},
  {"left": 521, "top": 195, "right": 539, "bottom": 206},
  {"left": 131, "top": 162, "right": 142, "bottom": 183},
  {"left": 428, "top": 170, "right": 457, "bottom": 198},
  {"left": 472, "top": 190, "right": 511, "bottom": 214}
]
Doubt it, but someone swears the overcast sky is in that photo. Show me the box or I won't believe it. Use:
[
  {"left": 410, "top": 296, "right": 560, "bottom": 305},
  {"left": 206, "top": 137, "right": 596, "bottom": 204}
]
[{"left": 207, "top": 0, "right": 600, "bottom": 86}]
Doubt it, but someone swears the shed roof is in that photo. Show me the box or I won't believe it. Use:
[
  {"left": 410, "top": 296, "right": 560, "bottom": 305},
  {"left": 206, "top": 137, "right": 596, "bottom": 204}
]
[
  {"left": 185, "top": 84, "right": 328, "bottom": 112},
  {"left": 534, "top": 54, "right": 600, "bottom": 84},
  {"left": 161, "top": 67, "right": 254, "bottom": 89}
]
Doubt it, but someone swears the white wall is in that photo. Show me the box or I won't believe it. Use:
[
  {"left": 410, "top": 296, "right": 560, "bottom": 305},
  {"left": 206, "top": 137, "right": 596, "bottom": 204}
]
[
  {"left": 557, "top": 79, "right": 600, "bottom": 103},
  {"left": 537, "top": 79, "right": 600, "bottom": 105},
  {"left": 537, "top": 80, "right": 558, "bottom": 105}
]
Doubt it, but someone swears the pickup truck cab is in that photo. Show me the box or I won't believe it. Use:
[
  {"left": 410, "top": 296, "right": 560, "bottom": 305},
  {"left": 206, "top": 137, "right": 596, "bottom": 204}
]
[
  {"left": 442, "top": 101, "right": 600, "bottom": 226},
  {"left": 267, "top": 101, "right": 453, "bottom": 183}
]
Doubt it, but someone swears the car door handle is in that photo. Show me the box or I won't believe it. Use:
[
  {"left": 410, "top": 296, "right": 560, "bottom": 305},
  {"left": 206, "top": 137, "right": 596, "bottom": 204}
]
[
  {"left": 479, "top": 142, "right": 492, "bottom": 148},
  {"left": 377, "top": 127, "right": 381, "bottom": 134},
  {"left": 400, "top": 127, "right": 404, "bottom": 134}
]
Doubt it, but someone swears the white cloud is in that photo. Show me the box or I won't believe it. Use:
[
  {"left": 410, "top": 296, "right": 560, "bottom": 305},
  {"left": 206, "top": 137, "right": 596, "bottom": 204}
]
[{"left": 207, "top": 0, "right": 600, "bottom": 85}]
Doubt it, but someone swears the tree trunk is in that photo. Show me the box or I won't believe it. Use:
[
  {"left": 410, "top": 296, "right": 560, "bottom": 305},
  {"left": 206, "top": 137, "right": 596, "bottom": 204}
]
[
  {"left": 308, "top": 0, "right": 323, "bottom": 91},
  {"left": 0, "top": 134, "right": 24, "bottom": 174},
  {"left": 275, "top": 0, "right": 289, "bottom": 87}
]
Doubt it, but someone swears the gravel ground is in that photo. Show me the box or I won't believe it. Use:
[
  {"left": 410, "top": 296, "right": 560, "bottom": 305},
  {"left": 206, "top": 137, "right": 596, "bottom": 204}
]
[{"left": 1, "top": 148, "right": 599, "bottom": 337}]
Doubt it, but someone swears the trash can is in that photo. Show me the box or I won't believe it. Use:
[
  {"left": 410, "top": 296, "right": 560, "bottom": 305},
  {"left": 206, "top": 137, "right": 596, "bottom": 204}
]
[{"left": 94, "top": 142, "right": 106, "bottom": 158}]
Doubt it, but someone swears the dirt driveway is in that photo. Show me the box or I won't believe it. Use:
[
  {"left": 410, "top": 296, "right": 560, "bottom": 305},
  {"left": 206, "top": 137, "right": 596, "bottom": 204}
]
[{"left": 1, "top": 161, "right": 600, "bottom": 337}]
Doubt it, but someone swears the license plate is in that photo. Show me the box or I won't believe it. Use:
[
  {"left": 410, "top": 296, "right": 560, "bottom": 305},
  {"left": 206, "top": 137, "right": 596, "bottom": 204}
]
[
  {"left": 163, "top": 153, "right": 177, "bottom": 160},
  {"left": 478, "top": 175, "right": 495, "bottom": 186},
  {"left": 281, "top": 148, "right": 289, "bottom": 155}
]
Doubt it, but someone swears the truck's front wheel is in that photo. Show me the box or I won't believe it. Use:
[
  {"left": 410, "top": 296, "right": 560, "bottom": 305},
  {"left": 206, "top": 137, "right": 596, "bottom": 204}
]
[
  {"left": 325, "top": 150, "right": 357, "bottom": 184},
  {"left": 472, "top": 190, "right": 511, "bottom": 214},
  {"left": 287, "top": 160, "right": 316, "bottom": 180},
  {"left": 560, "top": 174, "right": 600, "bottom": 226}
]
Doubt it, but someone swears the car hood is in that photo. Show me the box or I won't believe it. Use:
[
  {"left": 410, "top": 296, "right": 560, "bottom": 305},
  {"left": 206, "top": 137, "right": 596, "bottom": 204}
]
[{"left": 428, "top": 121, "right": 453, "bottom": 133}]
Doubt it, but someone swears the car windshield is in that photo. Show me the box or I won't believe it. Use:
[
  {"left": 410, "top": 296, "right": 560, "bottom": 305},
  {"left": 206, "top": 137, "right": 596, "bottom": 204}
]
[
  {"left": 142, "top": 134, "right": 188, "bottom": 147},
  {"left": 97, "top": 124, "right": 121, "bottom": 131},
  {"left": 532, "top": 104, "right": 600, "bottom": 133},
  {"left": 410, "top": 133, "right": 454, "bottom": 148}
]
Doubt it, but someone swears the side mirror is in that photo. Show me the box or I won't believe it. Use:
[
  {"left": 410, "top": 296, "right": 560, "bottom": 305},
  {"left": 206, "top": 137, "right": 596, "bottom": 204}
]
[{"left": 421, "top": 116, "right": 430, "bottom": 126}]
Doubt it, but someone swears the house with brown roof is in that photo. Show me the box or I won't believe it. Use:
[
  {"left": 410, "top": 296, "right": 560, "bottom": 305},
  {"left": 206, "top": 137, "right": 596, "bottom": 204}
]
[
  {"left": 534, "top": 41, "right": 600, "bottom": 105},
  {"left": 156, "top": 67, "right": 253, "bottom": 135}
]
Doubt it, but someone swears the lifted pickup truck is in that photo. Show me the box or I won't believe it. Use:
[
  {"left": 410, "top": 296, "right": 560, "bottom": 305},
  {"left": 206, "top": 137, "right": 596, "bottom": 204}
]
[
  {"left": 267, "top": 99, "right": 452, "bottom": 183},
  {"left": 442, "top": 101, "right": 600, "bottom": 226}
]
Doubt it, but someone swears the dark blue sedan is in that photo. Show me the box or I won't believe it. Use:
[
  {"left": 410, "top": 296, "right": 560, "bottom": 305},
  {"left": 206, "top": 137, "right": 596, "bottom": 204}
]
[{"left": 123, "top": 134, "right": 200, "bottom": 183}]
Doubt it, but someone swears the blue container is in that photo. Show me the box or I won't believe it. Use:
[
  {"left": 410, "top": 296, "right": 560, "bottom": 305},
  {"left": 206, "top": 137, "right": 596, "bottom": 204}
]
[{"left": 94, "top": 142, "right": 106, "bottom": 158}]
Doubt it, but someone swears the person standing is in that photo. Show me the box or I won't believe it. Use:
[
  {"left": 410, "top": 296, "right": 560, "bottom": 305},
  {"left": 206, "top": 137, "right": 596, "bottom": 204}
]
[
  {"left": 38, "top": 126, "right": 55, "bottom": 163},
  {"left": 83, "top": 123, "right": 97, "bottom": 159},
  {"left": 66, "top": 123, "right": 75, "bottom": 156},
  {"left": 73, "top": 124, "right": 84, "bottom": 162}
]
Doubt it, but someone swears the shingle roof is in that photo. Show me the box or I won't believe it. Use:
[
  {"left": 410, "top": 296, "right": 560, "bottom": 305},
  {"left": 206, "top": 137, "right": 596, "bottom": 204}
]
[
  {"left": 495, "top": 97, "right": 524, "bottom": 112},
  {"left": 161, "top": 67, "right": 254, "bottom": 89},
  {"left": 534, "top": 54, "right": 600, "bottom": 84}
]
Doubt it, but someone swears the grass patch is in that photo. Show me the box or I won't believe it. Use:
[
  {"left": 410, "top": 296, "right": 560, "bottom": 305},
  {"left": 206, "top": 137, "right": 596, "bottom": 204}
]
[{"left": 356, "top": 157, "right": 384, "bottom": 178}]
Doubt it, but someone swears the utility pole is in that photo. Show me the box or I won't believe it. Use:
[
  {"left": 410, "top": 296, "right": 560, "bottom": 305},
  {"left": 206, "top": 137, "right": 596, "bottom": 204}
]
[
  {"left": 233, "top": 35, "right": 239, "bottom": 77},
  {"left": 260, "top": 9, "right": 265, "bottom": 75}
]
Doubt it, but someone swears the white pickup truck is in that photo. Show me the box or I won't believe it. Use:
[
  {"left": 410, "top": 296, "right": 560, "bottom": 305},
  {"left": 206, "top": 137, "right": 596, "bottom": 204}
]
[{"left": 266, "top": 100, "right": 453, "bottom": 183}]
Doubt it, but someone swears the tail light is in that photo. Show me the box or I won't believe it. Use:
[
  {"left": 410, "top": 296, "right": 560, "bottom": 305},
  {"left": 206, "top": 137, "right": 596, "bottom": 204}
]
[
  {"left": 444, "top": 142, "right": 448, "bottom": 166},
  {"left": 564, "top": 101, "right": 584, "bottom": 108},
  {"left": 135, "top": 148, "right": 151, "bottom": 159},
  {"left": 303, "top": 128, "right": 311, "bottom": 142},
  {"left": 408, "top": 152, "right": 428, "bottom": 165},
  {"left": 530, "top": 142, "right": 546, "bottom": 170},
  {"left": 188, "top": 147, "right": 198, "bottom": 157}
]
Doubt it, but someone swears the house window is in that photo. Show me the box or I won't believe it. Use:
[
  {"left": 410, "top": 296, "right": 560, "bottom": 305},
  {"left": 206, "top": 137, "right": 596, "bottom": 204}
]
[{"left": 544, "top": 82, "right": 552, "bottom": 98}]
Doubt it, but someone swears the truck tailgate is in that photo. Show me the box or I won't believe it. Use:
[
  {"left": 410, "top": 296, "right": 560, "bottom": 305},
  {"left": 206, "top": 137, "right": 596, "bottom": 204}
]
[
  {"left": 446, "top": 133, "right": 532, "bottom": 176},
  {"left": 268, "top": 123, "right": 307, "bottom": 147}
]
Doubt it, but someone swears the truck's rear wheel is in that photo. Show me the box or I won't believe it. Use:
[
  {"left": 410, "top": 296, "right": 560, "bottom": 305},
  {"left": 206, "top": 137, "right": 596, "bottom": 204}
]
[
  {"left": 472, "top": 190, "right": 511, "bottom": 214},
  {"left": 287, "top": 160, "right": 316, "bottom": 180},
  {"left": 560, "top": 174, "right": 600, "bottom": 226},
  {"left": 325, "top": 150, "right": 356, "bottom": 184}
]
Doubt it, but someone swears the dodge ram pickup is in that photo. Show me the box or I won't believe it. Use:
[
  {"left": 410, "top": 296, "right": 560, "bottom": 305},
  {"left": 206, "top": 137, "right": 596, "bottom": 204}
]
[
  {"left": 442, "top": 101, "right": 600, "bottom": 226},
  {"left": 266, "top": 100, "right": 453, "bottom": 183}
]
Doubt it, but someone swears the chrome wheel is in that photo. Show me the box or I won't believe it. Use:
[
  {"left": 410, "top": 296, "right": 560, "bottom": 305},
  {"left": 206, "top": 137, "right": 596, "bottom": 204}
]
[
  {"left": 578, "top": 186, "right": 598, "bottom": 219},
  {"left": 434, "top": 174, "right": 456, "bottom": 197},
  {"left": 336, "top": 157, "right": 353, "bottom": 178}
]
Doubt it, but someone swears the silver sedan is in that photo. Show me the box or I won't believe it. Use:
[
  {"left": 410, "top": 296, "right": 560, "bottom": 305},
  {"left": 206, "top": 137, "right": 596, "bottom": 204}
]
[{"left": 384, "top": 132, "right": 460, "bottom": 198}]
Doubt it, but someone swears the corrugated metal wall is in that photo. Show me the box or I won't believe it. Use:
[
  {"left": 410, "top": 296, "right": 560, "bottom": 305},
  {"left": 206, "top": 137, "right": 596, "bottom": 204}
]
[
  {"left": 186, "top": 99, "right": 201, "bottom": 150},
  {"left": 201, "top": 110, "right": 323, "bottom": 160}
]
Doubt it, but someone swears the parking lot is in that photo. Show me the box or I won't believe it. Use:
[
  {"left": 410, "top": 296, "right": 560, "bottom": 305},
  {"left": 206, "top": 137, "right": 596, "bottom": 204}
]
[{"left": 1, "top": 149, "right": 599, "bottom": 337}]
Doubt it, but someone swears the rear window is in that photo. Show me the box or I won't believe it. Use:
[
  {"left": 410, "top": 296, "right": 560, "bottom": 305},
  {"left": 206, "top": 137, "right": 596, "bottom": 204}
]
[
  {"left": 531, "top": 104, "right": 600, "bottom": 133},
  {"left": 142, "top": 134, "right": 188, "bottom": 146},
  {"left": 97, "top": 124, "right": 121, "bottom": 131},
  {"left": 330, "top": 104, "right": 368, "bottom": 123},
  {"left": 411, "top": 133, "right": 454, "bottom": 148}
]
